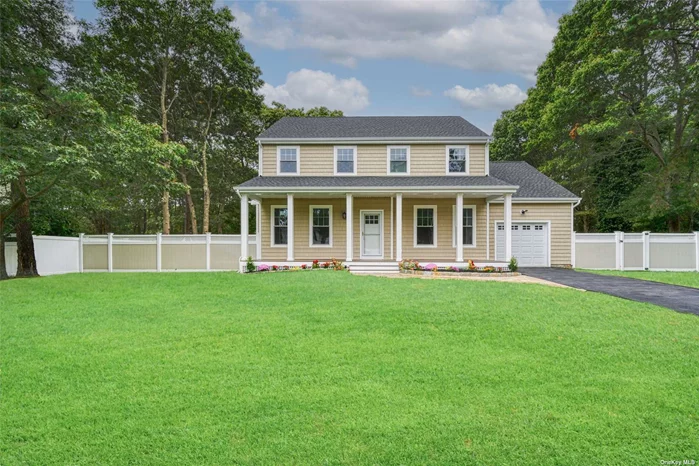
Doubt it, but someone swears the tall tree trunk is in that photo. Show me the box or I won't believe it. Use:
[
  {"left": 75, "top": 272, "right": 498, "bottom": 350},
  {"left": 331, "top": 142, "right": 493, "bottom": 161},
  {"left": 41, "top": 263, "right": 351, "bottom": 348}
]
[
  {"left": 12, "top": 175, "right": 38, "bottom": 277},
  {"left": 180, "top": 171, "right": 198, "bottom": 234},
  {"left": 201, "top": 108, "right": 213, "bottom": 233},
  {"left": 0, "top": 215, "right": 8, "bottom": 280},
  {"left": 161, "top": 57, "right": 171, "bottom": 235}
]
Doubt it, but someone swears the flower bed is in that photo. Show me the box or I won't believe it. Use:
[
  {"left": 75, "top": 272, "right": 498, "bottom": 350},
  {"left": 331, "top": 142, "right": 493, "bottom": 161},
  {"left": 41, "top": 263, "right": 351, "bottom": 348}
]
[
  {"left": 399, "top": 259, "right": 516, "bottom": 276},
  {"left": 245, "top": 257, "right": 347, "bottom": 273}
]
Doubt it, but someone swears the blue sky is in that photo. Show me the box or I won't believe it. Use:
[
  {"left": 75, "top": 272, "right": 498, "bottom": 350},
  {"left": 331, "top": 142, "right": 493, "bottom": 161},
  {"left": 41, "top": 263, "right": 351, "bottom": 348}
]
[{"left": 72, "top": 0, "right": 574, "bottom": 134}]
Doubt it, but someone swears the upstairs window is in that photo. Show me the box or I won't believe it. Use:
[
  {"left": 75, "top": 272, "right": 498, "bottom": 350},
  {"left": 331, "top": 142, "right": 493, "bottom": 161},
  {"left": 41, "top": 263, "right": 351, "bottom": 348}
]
[
  {"left": 277, "top": 146, "right": 299, "bottom": 175},
  {"left": 272, "top": 207, "right": 288, "bottom": 245},
  {"left": 387, "top": 146, "right": 409, "bottom": 174},
  {"left": 334, "top": 146, "right": 356, "bottom": 175},
  {"left": 415, "top": 206, "right": 437, "bottom": 247},
  {"left": 310, "top": 206, "right": 332, "bottom": 246},
  {"left": 447, "top": 146, "right": 468, "bottom": 174}
]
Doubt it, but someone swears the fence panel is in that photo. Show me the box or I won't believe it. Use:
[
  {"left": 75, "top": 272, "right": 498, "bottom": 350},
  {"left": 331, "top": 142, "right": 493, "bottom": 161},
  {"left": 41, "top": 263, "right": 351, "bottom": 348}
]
[
  {"left": 4, "top": 236, "right": 80, "bottom": 276},
  {"left": 574, "top": 231, "right": 699, "bottom": 271}
]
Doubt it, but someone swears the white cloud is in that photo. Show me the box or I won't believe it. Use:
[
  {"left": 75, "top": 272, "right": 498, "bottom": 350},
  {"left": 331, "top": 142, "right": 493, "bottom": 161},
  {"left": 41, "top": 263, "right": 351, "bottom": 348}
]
[
  {"left": 261, "top": 69, "right": 370, "bottom": 113},
  {"left": 410, "top": 86, "right": 432, "bottom": 97},
  {"left": 233, "top": 0, "right": 559, "bottom": 79},
  {"left": 444, "top": 83, "right": 527, "bottom": 110}
]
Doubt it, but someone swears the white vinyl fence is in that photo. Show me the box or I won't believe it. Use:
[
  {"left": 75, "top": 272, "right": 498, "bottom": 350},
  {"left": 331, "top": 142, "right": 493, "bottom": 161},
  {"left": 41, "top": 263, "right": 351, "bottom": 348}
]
[
  {"left": 4, "top": 234, "right": 257, "bottom": 276},
  {"left": 574, "top": 231, "right": 699, "bottom": 271},
  {"left": 5, "top": 236, "right": 81, "bottom": 276}
]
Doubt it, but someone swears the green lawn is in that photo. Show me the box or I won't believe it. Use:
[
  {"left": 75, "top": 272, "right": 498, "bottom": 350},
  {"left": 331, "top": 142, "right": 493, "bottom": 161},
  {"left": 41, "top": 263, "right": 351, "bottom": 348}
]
[
  {"left": 583, "top": 269, "right": 699, "bottom": 289},
  {"left": 2, "top": 272, "right": 698, "bottom": 465}
]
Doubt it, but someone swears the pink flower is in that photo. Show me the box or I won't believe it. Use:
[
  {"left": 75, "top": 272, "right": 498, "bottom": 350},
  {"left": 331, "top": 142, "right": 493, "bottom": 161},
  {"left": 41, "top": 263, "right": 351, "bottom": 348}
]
[{"left": 424, "top": 263, "right": 438, "bottom": 271}]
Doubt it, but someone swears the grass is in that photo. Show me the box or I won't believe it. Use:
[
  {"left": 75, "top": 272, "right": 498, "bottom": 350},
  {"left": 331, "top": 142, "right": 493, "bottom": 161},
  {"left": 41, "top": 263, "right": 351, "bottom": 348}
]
[
  {"left": 2, "top": 272, "right": 698, "bottom": 465},
  {"left": 583, "top": 269, "right": 699, "bottom": 289}
]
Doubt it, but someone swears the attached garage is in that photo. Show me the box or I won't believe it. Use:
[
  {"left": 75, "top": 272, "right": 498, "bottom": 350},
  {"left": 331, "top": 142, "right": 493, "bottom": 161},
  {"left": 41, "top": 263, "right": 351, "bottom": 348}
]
[{"left": 496, "top": 222, "right": 549, "bottom": 267}]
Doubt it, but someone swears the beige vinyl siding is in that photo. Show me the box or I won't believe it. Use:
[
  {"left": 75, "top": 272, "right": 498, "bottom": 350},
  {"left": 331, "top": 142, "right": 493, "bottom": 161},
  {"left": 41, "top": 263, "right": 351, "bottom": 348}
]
[
  {"left": 488, "top": 203, "right": 573, "bottom": 266},
  {"left": 260, "top": 197, "right": 347, "bottom": 261},
  {"left": 353, "top": 197, "right": 392, "bottom": 259},
  {"left": 260, "top": 144, "right": 487, "bottom": 176},
  {"left": 399, "top": 197, "right": 487, "bottom": 261}
]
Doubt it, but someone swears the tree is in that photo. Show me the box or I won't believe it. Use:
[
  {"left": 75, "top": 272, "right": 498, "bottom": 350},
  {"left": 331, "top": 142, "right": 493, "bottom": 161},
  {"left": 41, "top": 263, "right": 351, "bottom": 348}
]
[
  {"left": 0, "top": 0, "right": 183, "bottom": 278},
  {"left": 88, "top": 0, "right": 263, "bottom": 234},
  {"left": 492, "top": 0, "right": 698, "bottom": 232}
]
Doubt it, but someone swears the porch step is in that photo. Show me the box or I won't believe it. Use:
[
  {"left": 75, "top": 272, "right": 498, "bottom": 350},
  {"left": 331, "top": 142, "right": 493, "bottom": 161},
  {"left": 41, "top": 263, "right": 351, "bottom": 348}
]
[{"left": 348, "top": 261, "right": 400, "bottom": 274}]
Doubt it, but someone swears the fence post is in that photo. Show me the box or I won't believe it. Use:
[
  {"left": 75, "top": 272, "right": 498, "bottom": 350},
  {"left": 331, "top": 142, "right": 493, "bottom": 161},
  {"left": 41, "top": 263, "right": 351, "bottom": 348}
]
[
  {"left": 695, "top": 232, "right": 699, "bottom": 272},
  {"left": 107, "top": 233, "right": 113, "bottom": 272},
  {"left": 206, "top": 232, "right": 211, "bottom": 271},
  {"left": 614, "top": 231, "right": 621, "bottom": 270},
  {"left": 619, "top": 231, "right": 625, "bottom": 271},
  {"left": 156, "top": 233, "right": 162, "bottom": 272},
  {"left": 643, "top": 231, "right": 650, "bottom": 270},
  {"left": 571, "top": 231, "right": 576, "bottom": 268},
  {"left": 78, "top": 233, "right": 84, "bottom": 273}
]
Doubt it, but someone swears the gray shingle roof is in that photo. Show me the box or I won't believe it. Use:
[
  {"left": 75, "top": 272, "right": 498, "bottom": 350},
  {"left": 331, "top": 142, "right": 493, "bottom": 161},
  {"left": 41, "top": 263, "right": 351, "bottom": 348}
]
[
  {"left": 259, "top": 116, "right": 489, "bottom": 139},
  {"left": 490, "top": 162, "right": 578, "bottom": 198},
  {"left": 238, "top": 175, "right": 512, "bottom": 189}
]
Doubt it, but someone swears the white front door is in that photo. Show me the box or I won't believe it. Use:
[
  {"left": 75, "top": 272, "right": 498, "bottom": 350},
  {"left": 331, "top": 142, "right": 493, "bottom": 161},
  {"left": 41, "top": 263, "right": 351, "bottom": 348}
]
[
  {"left": 361, "top": 211, "right": 383, "bottom": 258},
  {"left": 496, "top": 222, "right": 549, "bottom": 266}
]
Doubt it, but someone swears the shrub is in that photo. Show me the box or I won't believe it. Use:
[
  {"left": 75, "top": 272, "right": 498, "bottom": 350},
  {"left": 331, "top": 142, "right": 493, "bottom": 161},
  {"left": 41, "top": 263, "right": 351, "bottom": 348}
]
[
  {"left": 258, "top": 264, "right": 270, "bottom": 272},
  {"left": 424, "top": 263, "right": 437, "bottom": 271},
  {"left": 467, "top": 259, "right": 476, "bottom": 271},
  {"left": 399, "top": 259, "right": 421, "bottom": 271},
  {"left": 509, "top": 257, "right": 518, "bottom": 272},
  {"left": 246, "top": 256, "right": 255, "bottom": 273},
  {"left": 312, "top": 259, "right": 320, "bottom": 269},
  {"left": 331, "top": 258, "right": 344, "bottom": 271}
]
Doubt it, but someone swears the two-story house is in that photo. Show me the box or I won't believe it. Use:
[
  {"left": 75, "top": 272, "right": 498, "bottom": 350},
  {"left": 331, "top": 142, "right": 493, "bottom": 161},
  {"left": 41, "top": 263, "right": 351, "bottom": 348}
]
[{"left": 236, "top": 116, "right": 580, "bottom": 272}]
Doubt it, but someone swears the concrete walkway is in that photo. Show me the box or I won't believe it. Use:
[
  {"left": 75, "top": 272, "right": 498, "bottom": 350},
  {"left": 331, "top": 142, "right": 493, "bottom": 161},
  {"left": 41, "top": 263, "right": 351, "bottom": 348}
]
[{"left": 521, "top": 268, "right": 699, "bottom": 315}]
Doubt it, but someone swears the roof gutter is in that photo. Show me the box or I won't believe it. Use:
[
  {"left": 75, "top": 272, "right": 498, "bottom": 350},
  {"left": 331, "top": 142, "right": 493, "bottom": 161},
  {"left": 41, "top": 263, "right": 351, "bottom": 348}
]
[
  {"left": 257, "top": 136, "right": 491, "bottom": 144},
  {"left": 237, "top": 185, "right": 520, "bottom": 195},
  {"left": 490, "top": 197, "right": 582, "bottom": 203}
]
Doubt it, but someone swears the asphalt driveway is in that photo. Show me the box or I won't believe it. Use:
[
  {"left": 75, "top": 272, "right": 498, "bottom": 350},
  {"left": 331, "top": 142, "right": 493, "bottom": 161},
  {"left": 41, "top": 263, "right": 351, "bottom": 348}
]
[{"left": 521, "top": 268, "right": 699, "bottom": 316}]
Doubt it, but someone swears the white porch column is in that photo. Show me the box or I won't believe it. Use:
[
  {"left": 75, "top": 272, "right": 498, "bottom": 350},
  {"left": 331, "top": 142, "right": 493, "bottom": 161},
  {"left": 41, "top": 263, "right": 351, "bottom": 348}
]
[
  {"left": 255, "top": 201, "right": 262, "bottom": 260},
  {"left": 396, "top": 193, "right": 403, "bottom": 261},
  {"left": 240, "top": 194, "right": 249, "bottom": 265},
  {"left": 456, "top": 193, "right": 464, "bottom": 262},
  {"left": 346, "top": 193, "right": 353, "bottom": 262},
  {"left": 504, "top": 193, "right": 512, "bottom": 262},
  {"left": 286, "top": 193, "right": 294, "bottom": 261}
]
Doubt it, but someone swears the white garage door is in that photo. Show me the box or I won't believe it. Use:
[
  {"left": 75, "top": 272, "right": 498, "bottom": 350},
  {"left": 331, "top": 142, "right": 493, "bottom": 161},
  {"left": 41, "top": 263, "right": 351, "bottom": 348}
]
[{"left": 496, "top": 223, "right": 548, "bottom": 266}]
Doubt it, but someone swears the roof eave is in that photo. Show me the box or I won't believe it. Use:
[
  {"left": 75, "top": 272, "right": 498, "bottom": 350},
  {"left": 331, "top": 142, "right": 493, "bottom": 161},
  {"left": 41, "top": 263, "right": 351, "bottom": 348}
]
[
  {"left": 257, "top": 136, "right": 492, "bottom": 144},
  {"left": 491, "top": 197, "right": 582, "bottom": 203},
  {"left": 237, "top": 185, "right": 519, "bottom": 195}
]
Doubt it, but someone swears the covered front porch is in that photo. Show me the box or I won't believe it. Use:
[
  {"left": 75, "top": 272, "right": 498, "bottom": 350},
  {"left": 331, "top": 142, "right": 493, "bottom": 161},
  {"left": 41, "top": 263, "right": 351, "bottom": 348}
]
[{"left": 237, "top": 187, "right": 517, "bottom": 273}]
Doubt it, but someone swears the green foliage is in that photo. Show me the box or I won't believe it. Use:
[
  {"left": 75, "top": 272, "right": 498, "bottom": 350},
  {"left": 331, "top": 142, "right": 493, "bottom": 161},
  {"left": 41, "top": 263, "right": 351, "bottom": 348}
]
[
  {"left": 245, "top": 256, "right": 255, "bottom": 273},
  {"left": 2, "top": 272, "right": 698, "bottom": 463},
  {"left": 508, "top": 256, "right": 518, "bottom": 272},
  {"left": 491, "top": 0, "right": 699, "bottom": 232}
]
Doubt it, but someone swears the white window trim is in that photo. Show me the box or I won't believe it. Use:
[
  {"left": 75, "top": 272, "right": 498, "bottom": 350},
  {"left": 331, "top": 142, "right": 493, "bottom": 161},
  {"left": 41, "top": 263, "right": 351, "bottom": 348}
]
[
  {"left": 309, "top": 205, "right": 333, "bottom": 248},
  {"left": 276, "top": 146, "right": 300, "bottom": 176},
  {"left": 270, "top": 204, "right": 289, "bottom": 248},
  {"left": 333, "top": 145, "right": 357, "bottom": 175},
  {"left": 386, "top": 145, "right": 410, "bottom": 175},
  {"left": 452, "top": 204, "right": 477, "bottom": 248},
  {"left": 445, "top": 145, "right": 469, "bottom": 175},
  {"left": 413, "top": 205, "right": 438, "bottom": 248}
]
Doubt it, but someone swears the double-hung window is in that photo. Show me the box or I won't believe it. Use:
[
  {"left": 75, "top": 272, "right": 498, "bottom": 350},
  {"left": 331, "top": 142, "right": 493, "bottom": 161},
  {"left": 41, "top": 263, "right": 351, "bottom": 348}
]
[
  {"left": 310, "top": 206, "right": 332, "bottom": 246},
  {"left": 453, "top": 206, "right": 476, "bottom": 247},
  {"left": 446, "top": 146, "right": 468, "bottom": 174},
  {"left": 272, "top": 206, "right": 288, "bottom": 246},
  {"left": 387, "top": 146, "right": 409, "bottom": 174},
  {"left": 415, "top": 206, "right": 437, "bottom": 247},
  {"left": 278, "top": 146, "right": 299, "bottom": 175},
  {"left": 334, "top": 146, "right": 356, "bottom": 175}
]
